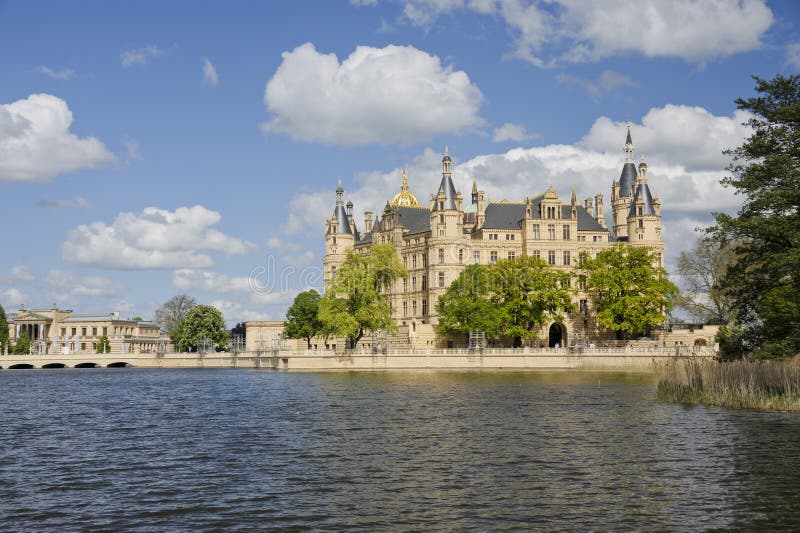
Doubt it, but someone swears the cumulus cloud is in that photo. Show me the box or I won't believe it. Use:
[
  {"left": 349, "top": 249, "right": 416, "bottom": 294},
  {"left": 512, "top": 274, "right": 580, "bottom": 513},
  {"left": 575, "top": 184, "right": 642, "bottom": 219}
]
[
  {"left": 202, "top": 57, "right": 219, "bottom": 86},
  {"left": 62, "top": 205, "right": 256, "bottom": 269},
  {"left": 209, "top": 299, "right": 273, "bottom": 326},
  {"left": 262, "top": 42, "right": 483, "bottom": 145},
  {"left": 47, "top": 269, "right": 123, "bottom": 298},
  {"left": 786, "top": 43, "right": 800, "bottom": 69},
  {"left": 8, "top": 265, "right": 35, "bottom": 283},
  {"left": 173, "top": 269, "right": 253, "bottom": 293},
  {"left": 0, "top": 288, "right": 28, "bottom": 308},
  {"left": 580, "top": 105, "right": 752, "bottom": 171},
  {"left": 36, "top": 197, "right": 89, "bottom": 209},
  {"left": 0, "top": 94, "right": 115, "bottom": 182},
  {"left": 35, "top": 65, "right": 76, "bottom": 80},
  {"left": 370, "top": 0, "right": 773, "bottom": 66},
  {"left": 492, "top": 123, "right": 534, "bottom": 143},
  {"left": 556, "top": 70, "right": 636, "bottom": 99},
  {"left": 121, "top": 44, "right": 165, "bottom": 67}
]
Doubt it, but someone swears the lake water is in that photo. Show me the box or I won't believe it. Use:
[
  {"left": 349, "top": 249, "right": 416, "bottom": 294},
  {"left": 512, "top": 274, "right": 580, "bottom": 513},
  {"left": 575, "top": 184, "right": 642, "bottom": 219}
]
[{"left": 1, "top": 369, "right": 800, "bottom": 531}]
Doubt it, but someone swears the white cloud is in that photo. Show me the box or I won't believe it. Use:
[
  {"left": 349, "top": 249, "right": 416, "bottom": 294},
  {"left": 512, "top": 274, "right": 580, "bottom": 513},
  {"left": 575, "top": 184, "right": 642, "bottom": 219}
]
[
  {"left": 35, "top": 65, "right": 76, "bottom": 80},
  {"left": 0, "top": 94, "right": 115, "bottom": 182},
  {"left": 557, "top": 0, "right": 773, "bottom": 64},
  {"left": 209, "top": 299, "right": 273, "bottom": 326},
  {"left": 580, "top": 105, "right": 752, "bottom": 171},
  {"left": 62, "top": 205, "right": 256, "bottom": 269},
  {"left": 36, "top": 197, "right": 89, "bottom": 209},
  {"left": 47, "top": 269, "right": 123, "bottom": 298},
  {"left": 122, "top": 136, "right": 141, "bottom": 161},
  {"left": 0, "top": 288, "right": 28, "bottom": 308},
  {"left": 173, "top": 269, "right": 253, "bottom": 293},
  {"left": 492, "top": 122, "right": 534, "bottom": 142},
  {"left": 9, "top": 265, "right": 35, "bottom": 283},
  {"left": 202, "top": 57, "right": 219, "bottom": 86},
  {"left": 556, "top": 70, "right": 636, "bottom": 99},
  {"left": 786, "top": 43, "right": 800, "bottom": 69},
  {"left": 121, "top": 45, "right": 165, "bottom": 67},
  {"left": 262, "top": 42, "right": 483, "bottom": 145},
  {"left": 376, "top": 0, "right": 773, "bottom": 66}
]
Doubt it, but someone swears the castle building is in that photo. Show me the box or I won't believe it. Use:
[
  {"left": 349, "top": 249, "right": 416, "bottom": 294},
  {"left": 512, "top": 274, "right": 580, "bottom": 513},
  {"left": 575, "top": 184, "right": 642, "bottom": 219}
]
[{"left": 323, "top": 126, "right": 663, "bottom": 348}]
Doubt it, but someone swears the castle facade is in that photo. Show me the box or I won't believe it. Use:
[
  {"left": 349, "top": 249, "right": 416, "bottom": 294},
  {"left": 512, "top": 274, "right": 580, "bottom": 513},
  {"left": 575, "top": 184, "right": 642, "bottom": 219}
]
[{"left": 323, "top": 126, "right": 663, "bottom": 348}]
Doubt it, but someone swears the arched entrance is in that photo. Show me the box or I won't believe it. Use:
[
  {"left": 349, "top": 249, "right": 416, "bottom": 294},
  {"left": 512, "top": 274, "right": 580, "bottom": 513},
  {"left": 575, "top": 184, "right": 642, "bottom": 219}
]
[{"left": 548, "top": 323, "right": 564, "bottom": 348}]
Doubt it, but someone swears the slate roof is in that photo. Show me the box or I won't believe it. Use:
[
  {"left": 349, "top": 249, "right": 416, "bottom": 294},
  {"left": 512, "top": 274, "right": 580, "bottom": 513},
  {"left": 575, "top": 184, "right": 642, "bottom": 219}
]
[
  {"left": 628, "top": 182, "right": 656, "bottom": 217},
  {"left": 618, "top": 162, "right": 637, "bottom": 198},
  {"left": 483, "top": 201, "right": 608, "bottom": 232}
]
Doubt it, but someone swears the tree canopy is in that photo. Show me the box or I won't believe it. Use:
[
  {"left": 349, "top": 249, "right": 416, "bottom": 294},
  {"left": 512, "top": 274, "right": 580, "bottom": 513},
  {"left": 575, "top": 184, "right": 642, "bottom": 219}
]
[
  {"left": 437, "top": 256, "right": 574, "bottom": 346},
  {"left": 675, "top": 237, "right": 737, "bottom": 324},
  {"left": 173, "top": 304, "right": 229, "bottom": 352},
  {"left": 579, "top": 245, "right": 677, "bottom": 339},
  {"left": 711, "top": 74, "right": 800, "bottom": 358},
  {"left": 155, "top": 294, "right": 196, "bottom": 336},
  {"left": 13, "top": 331, "right": 30, "bottom": 355},
  {"left": 319, "top": 243, "right": 407, "bottom": 348},
  {"left": 284, "top": 289, "right": 323, "bottom": 348},
  {"left": 0, "top": 303, "right": 8, "bottom": 349},
  {"left": 96, "top": 335, "right": 111, "bottom": 354}
]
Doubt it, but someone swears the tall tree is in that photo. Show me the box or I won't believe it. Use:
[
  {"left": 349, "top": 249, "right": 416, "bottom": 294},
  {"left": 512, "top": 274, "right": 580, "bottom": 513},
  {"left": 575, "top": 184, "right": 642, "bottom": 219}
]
[
  {"left": 675, "top": 237, "right": 737, "bottom": 324},
  {"left": 155, "top": 294, "right": 196, "bottom": 336},
  {"left": 711, "top": 74, "right": 800, "bottom": 358},
  {"left": 12, "top": 331, "right": 31, "bottom": 355},
  {"left": 493, "top": 257, "right": 575, "bottom": 347},
  {"left": 284, "top": 289, "right": 323, "bottom": 349},
  {"left": 580, "top": 245, "right": 678, "bottom": 339},
  {"left": 0, "top": 304, "right": 8, "bottom": 351},
  {"left": 96, "top": 335, "right": 111, "bottom": 353},
  {"left": 173, "top": 304, "right": 229, "bottom": 352},
  {"left": 436, "top": 264, "right": 506, "bottom": 339},
  {"left": 319, "top": 243, "right": 407, "bottom": 348}
]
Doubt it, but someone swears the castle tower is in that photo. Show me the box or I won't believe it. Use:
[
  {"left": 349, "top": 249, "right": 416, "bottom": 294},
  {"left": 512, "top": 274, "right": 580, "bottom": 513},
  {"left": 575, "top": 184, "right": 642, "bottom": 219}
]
[
  {"left": 428, "top": 146, "right": 464, "bottom": 325},
  {"left": 323, "top": 179, "right": 355, "bottom": 290},
  {"left": 612, "top": 123, "right": 638, "bottom": 239},
  {"left": 626, "top": 154, "right": 663, "bottom": 263}
]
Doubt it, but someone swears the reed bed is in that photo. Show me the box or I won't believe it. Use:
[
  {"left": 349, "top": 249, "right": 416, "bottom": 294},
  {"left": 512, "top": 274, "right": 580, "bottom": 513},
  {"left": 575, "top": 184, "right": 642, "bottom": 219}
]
[{"left": 656, "top": 357, "right": 800, "bottom": 412}]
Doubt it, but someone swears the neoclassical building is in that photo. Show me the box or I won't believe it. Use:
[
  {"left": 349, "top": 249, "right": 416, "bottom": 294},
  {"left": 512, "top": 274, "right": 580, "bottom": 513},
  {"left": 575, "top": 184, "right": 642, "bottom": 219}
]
[
  {"left": 5, "top": 308, "right": 168, "bottom": 355},
  {"left": 323, "top": 127, "right": 663, "bottom": 348}
]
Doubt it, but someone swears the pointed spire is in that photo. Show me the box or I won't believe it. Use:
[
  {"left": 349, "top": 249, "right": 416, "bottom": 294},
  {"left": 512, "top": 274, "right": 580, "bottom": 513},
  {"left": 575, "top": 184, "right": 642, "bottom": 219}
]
[
  {"left": 571, "top": 187, "right": 577, "bottom": 205},
  {"left": 624, "top": 121, "right": 634, "bottom": 163},
  {"left": 472, "top": 178, "right": 478, "bottom": 195},
  {"left": 401, "top": 169, "right": 409, "bottom": 191},
  {"left": 336, "top": 177, "right": 344, "bottom": 204}
]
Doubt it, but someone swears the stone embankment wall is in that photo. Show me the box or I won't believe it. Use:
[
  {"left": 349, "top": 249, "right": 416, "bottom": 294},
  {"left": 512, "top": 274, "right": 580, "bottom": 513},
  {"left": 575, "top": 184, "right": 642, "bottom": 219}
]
[{"left": 0, "top": 346, "right": 715, "bottom": 371}]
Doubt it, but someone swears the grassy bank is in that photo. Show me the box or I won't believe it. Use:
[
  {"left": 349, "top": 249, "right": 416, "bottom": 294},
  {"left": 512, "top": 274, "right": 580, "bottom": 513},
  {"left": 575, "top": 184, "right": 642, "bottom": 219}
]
[{"left": 656, "top": 357, "right": 800, "bottom": 412}]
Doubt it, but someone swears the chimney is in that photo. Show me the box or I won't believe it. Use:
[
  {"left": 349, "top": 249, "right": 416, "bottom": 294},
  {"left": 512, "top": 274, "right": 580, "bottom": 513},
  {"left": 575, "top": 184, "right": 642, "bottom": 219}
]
[
  {"left": 364, "top": 211, "right": 373, "bottom": 232},
  {"left": 595, "top": 194, "right": 605, "bottom": 228},
  {"left": 584, "top": 198, "right": 594, "bottom": 217}
]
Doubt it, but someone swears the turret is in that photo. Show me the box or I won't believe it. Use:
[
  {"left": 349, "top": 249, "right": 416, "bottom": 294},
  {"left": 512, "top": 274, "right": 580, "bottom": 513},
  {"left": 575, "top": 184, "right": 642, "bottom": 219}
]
[
  {"left": 594, "top": 194, "right": 605, "bottom": 228},
  {"left": 323, "top": 179, "right": 355, "bottom": 290},
  {"left": 626, "top": 154, "right": 662, "bottom": 248},
  {"left": 612, "top": 123, "right": 638, "bottom": 239}
]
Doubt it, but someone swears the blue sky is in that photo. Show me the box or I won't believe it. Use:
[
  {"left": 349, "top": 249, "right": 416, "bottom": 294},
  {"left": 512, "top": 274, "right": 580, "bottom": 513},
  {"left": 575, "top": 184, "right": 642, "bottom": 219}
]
[{"left": 1, "top": 0, "right": 798, "bottom": 324}]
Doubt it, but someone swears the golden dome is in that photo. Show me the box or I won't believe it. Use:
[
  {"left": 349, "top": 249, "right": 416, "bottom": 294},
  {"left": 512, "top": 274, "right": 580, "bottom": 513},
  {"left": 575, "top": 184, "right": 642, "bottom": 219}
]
[{"left": 390, "top": 169, "right": 420, "bottom": 207}]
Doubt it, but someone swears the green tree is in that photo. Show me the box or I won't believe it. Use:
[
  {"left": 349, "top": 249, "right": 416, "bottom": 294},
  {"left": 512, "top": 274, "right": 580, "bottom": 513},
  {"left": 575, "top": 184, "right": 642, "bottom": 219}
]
[
  {"left": 436, "top": 264, "right": 506, "bottom": 339},
  {"left": 96, "top": 335, "right": 111, "bottom": 353},
  {"left": 284, "top": 289, "right": 323, "bottom": 349},
  {"left": 12, "top": 331, "right": 31, "bottom": 355},
  {"left": 493, "top": 256, "right": 575, "bottom": 347},
  {"left": 580, "top": 245, "right": 678, "bottom": 339},
  {"left": 131, "top": 316, "right": 143, "bottom": 322},
  {"left": 675, "top": 236, "right": 737, "bottom": 324},
  {"left": 155, "top": 294, "right": 196, "bottom": 337},
  {"left": 319, "top": 243, "right": 407, "bottom": 348},
  {"left": 0, "top": 304, "right": 8, "bottom": 351},
  {"left": 173, "top": 304, "right": 229, "bottom": 352},
  {"left": 711, "top": 74, "right": 800, "bottom": 358}
]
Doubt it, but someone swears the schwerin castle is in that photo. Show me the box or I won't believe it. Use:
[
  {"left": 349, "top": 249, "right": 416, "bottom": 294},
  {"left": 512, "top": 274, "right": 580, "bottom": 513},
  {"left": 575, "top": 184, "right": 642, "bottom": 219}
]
[{"left": 321, "top": 126, "right": 664, "bottom": 349}]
